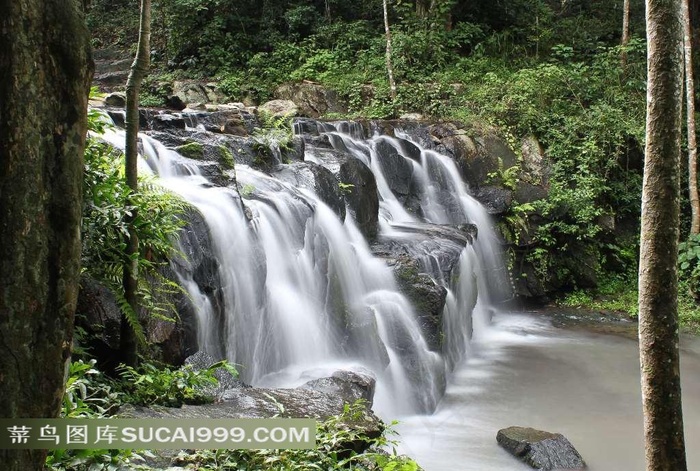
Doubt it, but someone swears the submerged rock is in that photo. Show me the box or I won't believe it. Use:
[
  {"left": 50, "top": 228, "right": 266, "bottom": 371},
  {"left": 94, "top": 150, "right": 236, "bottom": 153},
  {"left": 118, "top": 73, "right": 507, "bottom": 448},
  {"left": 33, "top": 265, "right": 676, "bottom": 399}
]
[{"left": 497, "top": 426, "right": 586, "bottom": 470}]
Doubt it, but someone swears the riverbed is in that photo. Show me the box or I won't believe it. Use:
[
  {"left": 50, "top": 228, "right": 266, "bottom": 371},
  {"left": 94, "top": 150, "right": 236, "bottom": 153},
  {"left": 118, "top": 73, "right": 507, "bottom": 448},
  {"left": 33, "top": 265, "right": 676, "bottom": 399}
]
[{"left": 396, "top": 311, "right": 700, "bottom": 470}]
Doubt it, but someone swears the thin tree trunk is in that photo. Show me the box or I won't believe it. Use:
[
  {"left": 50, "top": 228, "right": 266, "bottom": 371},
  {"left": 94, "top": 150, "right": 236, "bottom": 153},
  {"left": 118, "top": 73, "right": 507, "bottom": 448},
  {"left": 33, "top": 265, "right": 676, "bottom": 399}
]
[
  {"left": 122, "top": 0, "right": 151, "bottom": 367},
  {"left": 383, "top": 0, "right": 397, "bottom": 101},
  {"left": 0, "top": 1, "right": 92, "bottom": 469},
  {"left": 622, "top": 0, "right": 631, "bottom": 68},
  {"left": 684, "top": 0, "right": 700, "bottom": 234},
  {"left": 639, "top": 0, "right": 688, "bottom": 470}
]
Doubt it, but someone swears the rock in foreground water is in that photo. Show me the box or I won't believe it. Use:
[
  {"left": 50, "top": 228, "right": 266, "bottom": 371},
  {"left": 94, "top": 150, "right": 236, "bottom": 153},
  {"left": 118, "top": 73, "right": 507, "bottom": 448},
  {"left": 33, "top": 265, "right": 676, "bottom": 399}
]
[{"left": 496, "top": 426, "right": 586, "bottom": 470}]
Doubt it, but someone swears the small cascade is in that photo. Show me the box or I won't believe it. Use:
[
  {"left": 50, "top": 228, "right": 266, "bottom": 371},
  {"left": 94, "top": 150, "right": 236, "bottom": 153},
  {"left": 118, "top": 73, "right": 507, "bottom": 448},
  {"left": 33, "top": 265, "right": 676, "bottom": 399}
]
[{"left": 98, "top": 114, "right": 508, "bottom": 417}]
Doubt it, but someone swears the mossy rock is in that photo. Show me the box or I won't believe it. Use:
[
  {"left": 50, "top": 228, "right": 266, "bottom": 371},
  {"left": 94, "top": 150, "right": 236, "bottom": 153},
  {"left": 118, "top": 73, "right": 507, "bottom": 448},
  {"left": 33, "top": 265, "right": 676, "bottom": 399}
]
[
  {"left": 175, "top": 141, "right": 204, "bottom": 160},
  {"left": 217, "top": 145, "right": 235, "bottom": 169}
]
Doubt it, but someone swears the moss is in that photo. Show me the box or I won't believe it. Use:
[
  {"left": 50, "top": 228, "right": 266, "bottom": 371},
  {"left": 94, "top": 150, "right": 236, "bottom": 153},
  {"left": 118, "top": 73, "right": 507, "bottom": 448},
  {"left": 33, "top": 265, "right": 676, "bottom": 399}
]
[
  {"left": 218, "top": 145, "right": 235, "bottom": 169},
  {"left": 175, "top": 142, "right": 204, "bottom": 160}
]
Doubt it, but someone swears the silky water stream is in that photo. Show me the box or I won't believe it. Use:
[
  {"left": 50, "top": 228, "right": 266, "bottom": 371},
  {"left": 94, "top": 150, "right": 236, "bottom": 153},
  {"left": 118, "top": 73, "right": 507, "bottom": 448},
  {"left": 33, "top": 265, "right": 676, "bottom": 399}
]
[{"left": 101, "top": 117, "right": 699, "bottom": 469}]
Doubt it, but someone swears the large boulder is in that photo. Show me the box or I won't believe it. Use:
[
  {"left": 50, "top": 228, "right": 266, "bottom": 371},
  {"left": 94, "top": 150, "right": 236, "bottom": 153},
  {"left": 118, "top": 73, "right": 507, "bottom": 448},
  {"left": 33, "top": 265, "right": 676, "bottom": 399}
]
[
  {"left": 173, "top": 81, "right": 227, "bottom": 107},
  {"left": 275, "top": 83, "right": 347, "bottom": 118},
  {"left": 300, "top": 370, "right": 376, "bottom": 408},
  {"left": 259, "top": 99, "right": 299, "bottom": 118},
  {"left": 119, "top": 371, "right": 382, "bottom": 446},
  {"left": 497, "top": 426, "right": 587, "bottom": 470}
]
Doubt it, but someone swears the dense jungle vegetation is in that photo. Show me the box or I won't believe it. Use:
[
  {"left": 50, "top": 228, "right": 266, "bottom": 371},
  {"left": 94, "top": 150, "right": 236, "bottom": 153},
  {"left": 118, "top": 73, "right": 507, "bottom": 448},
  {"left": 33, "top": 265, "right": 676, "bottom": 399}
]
[{"left": 85, "top": 0, "right": 700, "bottom": 330}]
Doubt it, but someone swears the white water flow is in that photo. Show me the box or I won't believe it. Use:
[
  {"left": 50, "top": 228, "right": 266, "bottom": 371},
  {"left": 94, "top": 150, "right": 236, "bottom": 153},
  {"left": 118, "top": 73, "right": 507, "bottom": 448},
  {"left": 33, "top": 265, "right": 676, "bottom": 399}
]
[
  {"left": 100, "top": 124, "right": 466, "bottom": 415},
  {"left": 311, "top": 123, "right": 509, "bottom": 369},
  {"left": 99, "top": 115, "right": 508, "bottom": 416}
]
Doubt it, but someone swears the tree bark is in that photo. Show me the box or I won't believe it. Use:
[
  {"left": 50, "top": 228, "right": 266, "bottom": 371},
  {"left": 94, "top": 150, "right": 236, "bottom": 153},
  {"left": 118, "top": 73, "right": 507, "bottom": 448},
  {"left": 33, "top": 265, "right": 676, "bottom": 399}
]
[
  {"left": 639, "top": 0, "right": 688, "bottom": 470},
  {"left": 0, "top": 1, "right": 92, "bottom": 469},
  {"left": 121, "top": 0, "right": 151, "bottom": 367},
  {"left": 622, "top": 0, "right": 631, "bottom": 68},
  {"left": 383, "top": 0, "right": 397, "bottom": 101},
  {"left": 684, "top": 0, "right": 700, "bottom": 234}
]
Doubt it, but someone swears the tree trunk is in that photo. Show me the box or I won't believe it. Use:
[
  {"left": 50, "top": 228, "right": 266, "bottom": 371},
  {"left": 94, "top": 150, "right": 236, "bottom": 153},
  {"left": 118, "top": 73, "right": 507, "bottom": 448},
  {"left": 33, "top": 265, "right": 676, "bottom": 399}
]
[
  {"left": 0, "top": 1, "right": 92, "bottom": 469},
  {"left": 383, "top": 0, "right": 397, "bottom": 101},
  {"left": 684, "top": 0, "right": 700, "bottom": 234},
  {"left": 639, "top": 0, "right": 688, "bottom": 470},
  {"left": 416, "top": 0, "right": 429, "bottom": 18},
  {"left": 622, "top": 0, "right": 631, "bottom": 68},
  {"left": 121, "top": 0, "right": 151, "bottom": 367}
]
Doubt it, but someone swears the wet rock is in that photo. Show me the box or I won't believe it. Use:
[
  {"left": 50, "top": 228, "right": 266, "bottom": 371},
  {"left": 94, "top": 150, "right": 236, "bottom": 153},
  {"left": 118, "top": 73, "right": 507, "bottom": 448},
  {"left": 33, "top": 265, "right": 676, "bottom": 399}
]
[
  {"left": 339, "top": 158, "right": 379, "bottom": 240},
  {"left": 274, "top": 162, "right": 346, "bottom": 220},
  {"left": 149, "top": 112, "right": 187, "bottom": 131},
  {"left": 94, "top": 70, "right": 130, "bottom": 89},
  {"left": 390, "top": 256, "right": 447, "bottom": 351},
  {"left": 301, "top": 370, "right": 376, "bottom": 408},
  {"left": 104, "top": 92, "right": 126, "bottom": 107},
  {"left": 75, "top": 276, "right": 123, "bottom": 373},
  {"left": 182, "top": 109, "right": 259, "bottom": 135},
  {"left": 281, "top": 135, "right": 306, "bottom": 163},
  {"left": 259, "top": 99, "right": 299, "bottom": 118},
  {"left": 292, "top": 117, "right": 320, "bottom": 136},
  {"left": 275, "top": 83, "right": 347, "bottom": 118},
  {"left": 472, "top": 185, "right": 513, "bottom": 215},
  {"left": 374, "top": 138, "right": 419, "bottom": 212},
  {"left": 514, "top": 181, "right": 548, "bottom": 204},
  {"left": 169, "top": 208, "right": 227, "bottom": 359},
  {"left": 497, "top": 426, "right": 586, "bottom": 470},
  {"left": 373, "top": 223, "right": 475, "bottom": 351},
  {"left": 165, "top": 95, "right": 186, "bottom": 111}
]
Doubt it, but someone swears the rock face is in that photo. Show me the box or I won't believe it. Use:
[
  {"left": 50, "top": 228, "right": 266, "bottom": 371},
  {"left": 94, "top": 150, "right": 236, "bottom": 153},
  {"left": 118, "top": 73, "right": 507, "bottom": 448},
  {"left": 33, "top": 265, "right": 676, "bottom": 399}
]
[
  {"left": 119, "top": 369, "right": 382, "bottom": 446},
  {"left": 374, "top": 138, "right": 421, "bottom": 214},
  {"left": 274, "top": 162, "right": 346, "bottom": 220},
  {"left": 339, "top": 157, "right": 380, "bottom": 240},
  {"left": 259, "top": 99, "right": 299, "bottom": 118},
  {"left": 172, "top": 81, "right": 227, "bottom": 108},
  {"left": 275, "top": 83, "right": 347, "bottom": 118},
  {"left": 497, "top": 426, "right": 587, "bottom": 470},
  {"left": 74, "top": 276, "right": 124, "bottom": 373},
  {"left": 373, "top": 223, "right": 476, "bottom": 351}
]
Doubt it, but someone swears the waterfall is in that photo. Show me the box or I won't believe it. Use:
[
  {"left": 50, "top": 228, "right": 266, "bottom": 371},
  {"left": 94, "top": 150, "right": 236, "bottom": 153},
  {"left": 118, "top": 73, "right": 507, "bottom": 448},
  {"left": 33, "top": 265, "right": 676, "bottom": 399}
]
[{"left": 99, "top": 116, "right": 508, "bottom": 417}]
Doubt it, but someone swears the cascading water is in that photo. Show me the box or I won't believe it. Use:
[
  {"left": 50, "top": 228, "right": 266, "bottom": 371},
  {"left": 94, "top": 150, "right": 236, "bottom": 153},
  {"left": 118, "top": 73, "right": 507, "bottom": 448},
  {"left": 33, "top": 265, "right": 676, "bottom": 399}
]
[
  {"left": 100, "top": 114, "right": 508, "bottom": 417},
  {"left": 307, "top": 122, "right": 509, "bottom": 368}
]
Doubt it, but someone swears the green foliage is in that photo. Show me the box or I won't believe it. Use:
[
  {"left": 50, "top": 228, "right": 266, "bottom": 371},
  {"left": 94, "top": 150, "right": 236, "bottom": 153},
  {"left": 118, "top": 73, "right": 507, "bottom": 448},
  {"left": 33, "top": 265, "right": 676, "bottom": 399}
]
[
  {"left": 218, "top": 145, "right": 235, "bottom": 169},
  {"left": 339, "top": 182, "right": 355, "bottom": 196},
  {"left": 173, "top": 400, "right": 420, "bottom": 470},
  {"left": 561, "top": 272, "right": 638, "bottom": 318},
  {"left": 251, "top": 112, "right": 295, "bottom": 165},
  {"left": 62, "top": 360, "right": 122, "bottom": 418},
  {"left": 81, "top": 110, "right": 188, "bottom": 347},
  {"left": 679, "top": 234, "right": 700, "bottom": 299},
  {"left": 47, "top": 360, "right": 138, "bottom": 470},
  {"left": 117, "top": 360, "right": 238, "bottom": 407}
]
